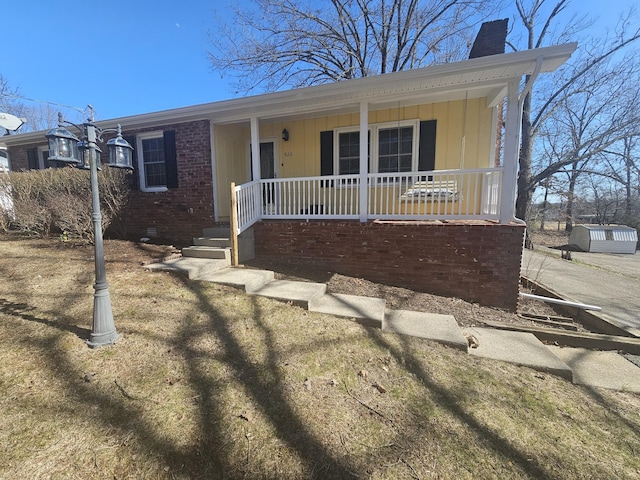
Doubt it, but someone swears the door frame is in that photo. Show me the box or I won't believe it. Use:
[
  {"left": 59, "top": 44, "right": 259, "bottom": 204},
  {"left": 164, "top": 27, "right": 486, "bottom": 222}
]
[{"left": 246, "top": 136, "right": 280, "bottom": 182}]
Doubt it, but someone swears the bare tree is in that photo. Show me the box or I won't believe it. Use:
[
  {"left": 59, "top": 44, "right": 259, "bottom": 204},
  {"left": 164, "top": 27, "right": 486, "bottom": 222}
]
[
  {"left": 601, "top": 134, "right": 640, "bottom": 221},
  {"left": 0, "top": 75, "right": 29, "bottom": 134},
  {"left": 0, "top": 75, "right": 62, "bottom": 133},
  {"left": 509, "top": 0, "right": 640, "bottom": 224},
  {"left": 208, "top": 0, "right": 503, "bottom": 93},
  {"left": 535, "top": 53, "right": 640, "bottom": 230}
]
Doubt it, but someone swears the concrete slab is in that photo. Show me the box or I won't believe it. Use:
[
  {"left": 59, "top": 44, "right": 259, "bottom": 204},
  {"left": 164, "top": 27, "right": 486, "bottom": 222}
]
[
  {"left": 193, "top": 237, "right": 231, "bottom": 248},
  {"left": 144, "top": 257, "right": 229, "bottom": 280},
  {"left": 182, "top": 246, "right": 231, "bottom": 260},
  {"left": 384, "top": 310, "right": 468, "bottom": 352},
  {"left": 547, "top": 346, "right": 640, "bottom": 393},
  {"left": 309, "top": 293, "right": 385, "bottom": 327},
  {"left": 464, "top": 327, "right": 573, "bottom": 381},
  {"left": 196, "top": 267, "right": 274, "bottom": 292},
  {"left": 248, "top": 280, "right": 326, "bottom": 309}
]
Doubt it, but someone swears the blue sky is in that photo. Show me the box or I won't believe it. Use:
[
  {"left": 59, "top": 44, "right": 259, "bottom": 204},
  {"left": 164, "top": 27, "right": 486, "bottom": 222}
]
[{"left": 2, "top": 0, "right": 637, "bottom": 123}]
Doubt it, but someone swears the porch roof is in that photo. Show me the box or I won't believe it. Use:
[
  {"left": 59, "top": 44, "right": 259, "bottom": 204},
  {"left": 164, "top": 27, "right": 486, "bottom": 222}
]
[{"left": 2, "top": 43, "right": 577, "bottom": 145}]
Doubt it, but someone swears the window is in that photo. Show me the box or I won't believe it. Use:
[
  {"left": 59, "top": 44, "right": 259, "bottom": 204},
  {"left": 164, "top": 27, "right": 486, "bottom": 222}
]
[
  {"left": 38, "top": 146, "right": 58, "bottom": 169},
  {"left": 140, "top": 134, "right": 166, "bottom": 189},
  {"left": 320, "top": 119, "right": 435, "bottom": 177},
  {"left": 378, "top": 126, "right": 414, "bottom": 173},
  {"left": 334, "top": 120, "right": 419, "bottom": 175},
  {"left": 0, "top": 150, "right": 9, "bottom": 172},
  {"left": 338, "top": 130, "right": 367, "bottom": 174},
  {"left": 135, "top": 131, "right": 178, "bottom": 192}
]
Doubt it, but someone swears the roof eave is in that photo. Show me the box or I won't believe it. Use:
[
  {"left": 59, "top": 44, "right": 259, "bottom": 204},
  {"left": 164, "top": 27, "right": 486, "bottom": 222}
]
[{"left": 1, "top": 42, "right": 577, "bottom": 146}]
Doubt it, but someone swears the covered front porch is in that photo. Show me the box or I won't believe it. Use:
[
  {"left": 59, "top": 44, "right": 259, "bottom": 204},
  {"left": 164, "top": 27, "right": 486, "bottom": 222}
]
[
  {"left": 210, "top": 44, "right": 576, "bottom": 235},
  {"left": 203, "top": 43, "right": 576, "bottom": 310}
]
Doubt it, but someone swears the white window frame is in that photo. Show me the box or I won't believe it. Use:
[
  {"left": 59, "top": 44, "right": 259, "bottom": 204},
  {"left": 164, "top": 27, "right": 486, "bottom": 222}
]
[
  {"left": 136, "top": 131, "right": 168, "bottom": 192},
  {"left": 0, "top": 149, "right": 10, "bottom": 173},
  {"left": 333, "top": 119, "right": 420, "bottom": 175},
  {"left": 37, "top": 146, "right": 49, "bottom": 169}
]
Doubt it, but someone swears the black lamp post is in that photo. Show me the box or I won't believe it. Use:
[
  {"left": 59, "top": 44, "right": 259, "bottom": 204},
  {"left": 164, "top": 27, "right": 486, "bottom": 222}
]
[{"left": 46, "top": 113, "right": 134, "bottom": 348}]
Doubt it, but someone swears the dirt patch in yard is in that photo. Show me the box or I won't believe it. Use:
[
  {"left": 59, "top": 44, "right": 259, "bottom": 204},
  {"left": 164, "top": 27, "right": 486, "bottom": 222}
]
[{"left": 244, "top": 258, "right": 572, "bottom": 331}]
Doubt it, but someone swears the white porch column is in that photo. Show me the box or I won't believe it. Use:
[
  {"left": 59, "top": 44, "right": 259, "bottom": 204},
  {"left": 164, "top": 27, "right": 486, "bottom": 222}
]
[
  {"left": 250, "top": 116, "right": 261, "bottom": 181},
  {"left": 499, "top": 79, "right": 521, "bottom": 224},
  {"left": 359, "top": 101, "right": 369, "bottom": 222}
]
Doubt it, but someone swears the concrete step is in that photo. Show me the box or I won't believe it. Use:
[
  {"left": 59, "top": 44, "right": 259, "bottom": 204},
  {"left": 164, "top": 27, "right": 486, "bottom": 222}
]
[
  {"left": 384, "top": 310, "right": 468, "bottom": 352},
  {"left": 144, "top": 257, "right": 230, "bottom": 280},
  {"left": 197, "top": 267, "right": 275, "bottom": 292},
  {"left": 182, "top": 246, "right": 231, "bottom": 260},
  {"left": 464, "top": 327, "right": 573, "bottom": 381},
  {"left": 248, "top": 279, "right": 326, "bottom": 309},
  {"left": 193, "top": 237, "right": 231, "bottom": 248},
  {"left": 547, "top": 346, "right": 640, "bottom": 393},
  {"left": 309, "top": 293, "right": 385, "bottom": 328},
  {"left": 203, "top": 226, "right": 230, "bottom": 238}
]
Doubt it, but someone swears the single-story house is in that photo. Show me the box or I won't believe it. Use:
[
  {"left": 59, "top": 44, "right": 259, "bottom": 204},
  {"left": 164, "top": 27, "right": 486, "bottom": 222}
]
[{"left": 0, "top": 42, "right": 577, "bottom": 310}]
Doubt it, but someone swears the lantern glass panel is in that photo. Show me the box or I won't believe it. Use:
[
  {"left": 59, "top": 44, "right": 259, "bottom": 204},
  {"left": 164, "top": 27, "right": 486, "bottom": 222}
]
[{"left": 109, "top": 144, "right": 133, "bottom": 169}]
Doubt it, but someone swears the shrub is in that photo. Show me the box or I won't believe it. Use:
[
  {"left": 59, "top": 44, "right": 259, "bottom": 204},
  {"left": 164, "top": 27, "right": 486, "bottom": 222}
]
[{"left": 0, "top": 167, "right": 131, "bottom": 242}]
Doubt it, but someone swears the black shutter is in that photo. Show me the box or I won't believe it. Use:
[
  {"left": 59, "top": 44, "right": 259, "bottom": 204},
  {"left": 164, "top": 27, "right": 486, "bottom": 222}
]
[
  {"left": 123, "top": 135, "right": 139, "bottom": 190},
  {"left": 320, "top": 130, "right": 333, "bottom": 176},
  {"left": 418, "top": 120, "right": 436, "bottom": 172},
  {"left": 164, "top": 130, "right": 178, "bottom": 189},
  {"left": 27, "top": 148, "right": 39, "bottom": 170}
]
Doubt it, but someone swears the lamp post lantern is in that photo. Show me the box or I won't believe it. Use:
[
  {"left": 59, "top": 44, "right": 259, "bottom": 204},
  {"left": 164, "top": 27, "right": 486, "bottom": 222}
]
[{"left": 46, "top": 112, "right": 134, "bottom": 348}]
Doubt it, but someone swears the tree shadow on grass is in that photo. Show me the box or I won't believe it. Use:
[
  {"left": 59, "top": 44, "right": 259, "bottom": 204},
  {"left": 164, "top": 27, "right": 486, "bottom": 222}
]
[
  {"left": 560, "top": 348, "right": 640, "bottom": 436},
  {"left": 6, "top": 276, "right": 358, "bottom": 478},
  {"left": 0, "top": 297, "right": 91, "bottom": 339},
  {"left": 363, "top": 327, "right": 556, "bottom": 479},
  {"left": 170, "top": 276, "right": 356, "bottom": 478}
]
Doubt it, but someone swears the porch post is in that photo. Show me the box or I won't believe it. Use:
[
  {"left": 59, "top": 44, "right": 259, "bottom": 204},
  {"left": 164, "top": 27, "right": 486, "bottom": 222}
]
[
  {"left": 250, "top": 116, "right": 261, "bottom": 181},
  {"left": 359, "top": 101, "right": 369, "bottom": 222},
  {"left": 499, "top": 79, "right": 521, "bottom": 224}
]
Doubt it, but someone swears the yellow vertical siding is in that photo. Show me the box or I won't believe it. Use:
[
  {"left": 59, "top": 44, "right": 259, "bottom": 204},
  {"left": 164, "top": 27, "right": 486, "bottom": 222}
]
[{"left": 214, "top": 98, "right": 495, "bottom": 217}]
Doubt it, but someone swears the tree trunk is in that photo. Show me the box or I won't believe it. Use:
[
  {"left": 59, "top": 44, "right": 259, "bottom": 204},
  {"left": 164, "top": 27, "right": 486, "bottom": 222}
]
[
  {"left": 540, "top": 178, "right": 549, "bottom": 231},
  {"left": 565, "top": 162, "right": 579, "bottom": 232},
  {"left": 516, "top": 91, "right": 533, "bottom": 222}
]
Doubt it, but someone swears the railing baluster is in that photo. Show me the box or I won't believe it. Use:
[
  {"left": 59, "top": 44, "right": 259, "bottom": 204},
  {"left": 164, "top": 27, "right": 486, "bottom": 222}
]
[{"left": 234, "top": 168, "right": 502, "bottom": 231}]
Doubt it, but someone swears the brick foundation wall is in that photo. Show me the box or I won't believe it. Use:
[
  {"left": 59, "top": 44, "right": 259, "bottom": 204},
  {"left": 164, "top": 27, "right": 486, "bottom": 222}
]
[{"left": 253, "top": 220, "right": 525, "bottom": 310}]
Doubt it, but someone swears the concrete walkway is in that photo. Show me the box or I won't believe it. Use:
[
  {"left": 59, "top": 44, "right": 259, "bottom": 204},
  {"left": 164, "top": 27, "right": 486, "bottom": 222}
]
[{"left": 146, "top": 257, "right": 640, "bottom": 393}]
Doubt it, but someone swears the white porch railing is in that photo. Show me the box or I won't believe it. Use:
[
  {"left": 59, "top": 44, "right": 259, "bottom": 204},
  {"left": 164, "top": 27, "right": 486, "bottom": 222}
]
[{"left": 233, "top": 168, "right": 503, "bottom": 235}]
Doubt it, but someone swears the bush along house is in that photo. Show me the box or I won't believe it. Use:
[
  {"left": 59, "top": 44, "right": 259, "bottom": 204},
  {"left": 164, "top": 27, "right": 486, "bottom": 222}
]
[{"left": 1, "top": 42, "right": 577, "bottom": 310}]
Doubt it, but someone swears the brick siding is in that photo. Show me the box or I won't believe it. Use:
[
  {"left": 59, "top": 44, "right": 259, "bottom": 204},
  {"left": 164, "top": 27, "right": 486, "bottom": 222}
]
[
  {"left": 253, "top": 220, "right": 525, "bottom": 310},
  {"left": 7, "top": 120, "right": 215, "bottom": 245},
  {"left": 124, "top": 120, "right": 214, "bottom": 244}
]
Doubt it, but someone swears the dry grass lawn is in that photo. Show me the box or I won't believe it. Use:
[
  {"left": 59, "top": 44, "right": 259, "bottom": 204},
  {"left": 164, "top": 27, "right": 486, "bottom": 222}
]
[{"left": 0, "top": 234, "right": 639, "bottom": 479}]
